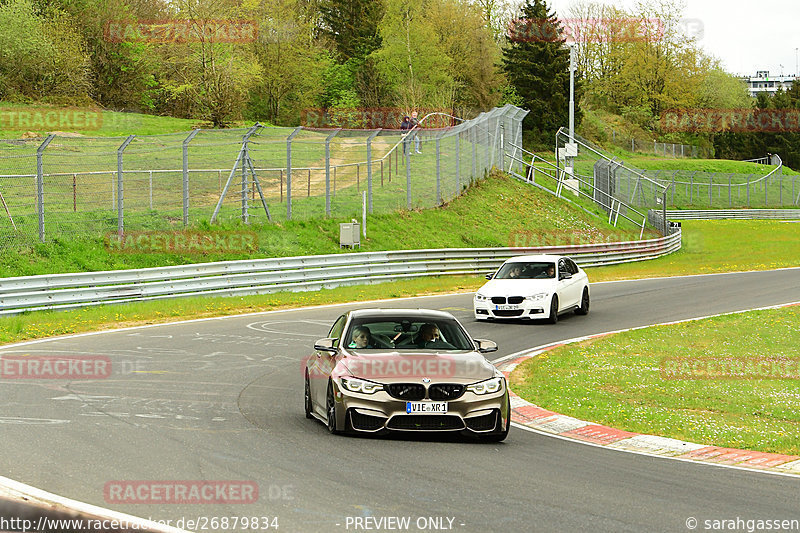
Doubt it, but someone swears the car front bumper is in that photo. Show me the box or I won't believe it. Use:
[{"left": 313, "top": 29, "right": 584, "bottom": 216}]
[
  {"left": 332, "top": 383, "right": 510, "bottom": 435},
  {"left": 473, "top": 298, "right": 550, "bottom": 320}
]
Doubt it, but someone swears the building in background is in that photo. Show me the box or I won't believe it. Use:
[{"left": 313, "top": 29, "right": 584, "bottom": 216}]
[{"left": 743, "top": 71, "right": 796, "bottom": 97}]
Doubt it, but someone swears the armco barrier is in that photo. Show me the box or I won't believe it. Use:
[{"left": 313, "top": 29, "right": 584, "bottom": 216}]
[
  {"left": 654, "top": 209, "right": 800, "bottom": 220},
  {"left": 0, "top": 232, "right": 681, "bottom": 315}
]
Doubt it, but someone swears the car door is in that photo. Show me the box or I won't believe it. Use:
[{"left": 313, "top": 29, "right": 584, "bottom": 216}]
[
  {"left": 310, "top": 314, "right": 347, "bottom": 412},
  {"left": 566, "top": 258, "right": 585, "bottom": 307},
  {"left": 557, "top": 258, "right": 581, "bottom": 309}
]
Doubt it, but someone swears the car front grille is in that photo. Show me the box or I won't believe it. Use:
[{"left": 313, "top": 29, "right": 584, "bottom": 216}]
[
  {"left": 428, "top": 383, "right": 465, "bottom": 401},
  {"left": 349, "top": 410, "right": 386, "bottom": 431},
  {"left": 387, "top": 415, "right": 464, "bottom": 431},
  {"left": 493, "top": 310, "right": 524, "bottom": 317},
  {"left": 386, "top": 383, "right": 426, "bottom": 401},
  {"left": 508, "top": 296, "right": 524, "bottom": 304},
  {"left": 465, "top": 411, "right": 499, "bottom": 432},
  {"left": 491, "top": 297, "right": 506, "bottom": 304}
]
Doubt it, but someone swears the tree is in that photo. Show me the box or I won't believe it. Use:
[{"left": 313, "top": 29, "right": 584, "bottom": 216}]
[
  {"left": 245, "top": 0, "right": 330, "bottom": 124},
  {"left": 317, "top": 0, "right": 385, "bottom": 61},
  {"left": 502, "top": 0, "right": 581, "bottom": 145},
  {"left": 373, "top": 0, "right": 456, "bottom": 110},
  {"left": 0, "top": 0, "right": 91, "bottom": 102}
]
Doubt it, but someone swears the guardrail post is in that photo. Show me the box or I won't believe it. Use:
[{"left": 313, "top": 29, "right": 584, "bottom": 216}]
[
  {"left": 35, "top": 134, "right": 55, "bottom": 242},
  {"left": 182, "top": 129, "right": 199, "bottom": 226},
  {"left": 286, "top": 126, "right": 302, "bottom": 220},
  {"left": 324, "top": 129, "right": 340, "bottom": 217},
  {"left": 366, "top": 129, "right": 380, "bottom": 214},
  {"left": 117, "top": 135, "right": 135, "bottom": 236}
]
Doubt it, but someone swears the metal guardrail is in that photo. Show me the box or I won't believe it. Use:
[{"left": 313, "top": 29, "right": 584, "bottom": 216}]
[
  {"left": 0, "top": 233, "right": 681, "bottom": 315},
  {"left": 655, "top": 209, "right": 800, "bottom": 220}
]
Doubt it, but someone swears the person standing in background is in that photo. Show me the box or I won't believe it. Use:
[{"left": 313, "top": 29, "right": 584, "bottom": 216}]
[{"left": 410, "top": 111, "right": 422, "bottom": 154}]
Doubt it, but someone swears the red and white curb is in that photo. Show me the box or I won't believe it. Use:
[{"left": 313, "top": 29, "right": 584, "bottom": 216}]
[{"left": 497, "top": 300, "right": 800, "bottom": 477}]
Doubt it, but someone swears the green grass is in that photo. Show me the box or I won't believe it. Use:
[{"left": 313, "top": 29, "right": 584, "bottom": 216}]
[
  {"left": 510, "top": 306, "right": 800, "bottom": 455},
  {"left": 0, "top": 171, "right": 652, "bottom": 277},
  {"left": 584, "top": 219, "right": 800, "bottom": 282},
  {"left": 0, "top": 275, "right": 482, "bottom": 346}
]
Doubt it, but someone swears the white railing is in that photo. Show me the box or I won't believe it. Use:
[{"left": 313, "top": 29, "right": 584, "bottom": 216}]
[{"left": 0, "top": 233, "right": 681, "bottom": 315}]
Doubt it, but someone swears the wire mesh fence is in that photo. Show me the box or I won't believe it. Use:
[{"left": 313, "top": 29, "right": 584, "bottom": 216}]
[
  {"left": 0, "top": 105, "right": 528, "bottom": 247},
  {"left": 555, "top": 129, "right": 793, "bottom": 211}
]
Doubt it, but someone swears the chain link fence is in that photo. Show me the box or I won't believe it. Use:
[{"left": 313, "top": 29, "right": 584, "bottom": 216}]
[
  {"left": 606, "top": 131, "right": 711, "bottom": 159},
  {"left": 555, "top": 129, "right": 794, "bottom": 211},
  {"left": 0, "top": 105, "right": 528, "bottom": 247}
]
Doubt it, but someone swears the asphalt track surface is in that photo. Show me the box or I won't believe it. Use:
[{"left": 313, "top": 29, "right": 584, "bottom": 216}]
[{"left": 1, "top": 269, "right": 800, "bottom": 533}]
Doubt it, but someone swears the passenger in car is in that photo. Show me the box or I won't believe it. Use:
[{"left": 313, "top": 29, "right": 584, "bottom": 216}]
[
  {"left": 508, "top": 265, "right": 523, "bottom": 278},
  {"left": 350, "top": 326, "right": 374, "bottom": 349}
]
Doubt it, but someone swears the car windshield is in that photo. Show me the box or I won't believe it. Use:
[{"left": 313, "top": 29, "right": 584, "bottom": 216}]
[
  {"left": 344, "top": 317, "right": 474, "bottom": 351},
  {"left": 494, "top": 262, "right": 555, "bottom": 280}
]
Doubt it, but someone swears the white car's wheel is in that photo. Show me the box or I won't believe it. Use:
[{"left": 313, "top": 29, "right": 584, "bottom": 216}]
[{"left": 575, "top": 287, "right": 590, "bottom": 316}]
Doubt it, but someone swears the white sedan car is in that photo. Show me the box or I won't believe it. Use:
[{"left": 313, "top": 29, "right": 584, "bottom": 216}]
[{"left": 474, "top": 254, "right": 590, "bottom": 323}]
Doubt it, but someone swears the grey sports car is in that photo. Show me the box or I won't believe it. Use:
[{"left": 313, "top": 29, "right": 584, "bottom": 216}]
[{"left": 303, "top": 309, "right": 510, "bottom": 441}]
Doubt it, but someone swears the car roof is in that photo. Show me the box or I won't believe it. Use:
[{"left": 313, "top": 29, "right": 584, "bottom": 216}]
[
  {"left": 504, "top": 254, "right": 564, "bottom": 263},
  {"left": 348, "top": 308, "right": 458, "bottom": 320}
]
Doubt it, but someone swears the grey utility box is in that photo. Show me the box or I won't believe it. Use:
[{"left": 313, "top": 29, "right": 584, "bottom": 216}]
[{"left": 339, "top": 222, "right": 361, "bottom": 248}]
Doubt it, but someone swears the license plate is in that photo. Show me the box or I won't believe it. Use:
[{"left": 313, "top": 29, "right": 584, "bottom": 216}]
[
  {"left": 495, "top": 304, "right": 519, "bottom": 310},
  {"left": 406, "top": 402, "right": 448, "bottom": 414}
]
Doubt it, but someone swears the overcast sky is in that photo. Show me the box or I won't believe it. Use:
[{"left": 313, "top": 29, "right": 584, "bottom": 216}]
[{"left": 546, "top": 0, "right": 800, "bottom": 78}]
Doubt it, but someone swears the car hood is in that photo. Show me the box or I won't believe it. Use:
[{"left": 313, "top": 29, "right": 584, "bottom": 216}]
[
  {"left": 336, "top": 351, "right": 497, "bottom": 382},
  {"left": 478, "top": 278, "right": 556, "bottom": 295}
]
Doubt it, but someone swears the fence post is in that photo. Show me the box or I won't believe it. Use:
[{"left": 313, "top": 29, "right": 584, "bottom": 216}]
[
  {"left": 689, "top": 171, "right": 694, "bottom": 204},
  {"left": 728, "top": 174, "right": 732, "bottom": 207},
  {"left": 35, "top": 134, "right": 55, "bottom": 242},
  {"left": 747, "top": 174, "right": 751, "bottom": 206},
  {"left": 471, "top": 126, "right": 477, "bottom": 180},
  {"left": 366, "top": 129, "right": 380, "bottom": 214},
  {"left": 286, "top": 126, "right": 302, "bottom": 221},
  {"left": 435, "top": 133, "right": 442, "bottom": 205},
  {"left": 455, "top": 131, "right": 460, "bottom": 192},
  {"left": 182, "top": 129, "right": 199, "bottom": 226},
  {"left": 709, "top": 175, "right": 713, "bottom": 207},
  {"left": 406, "top": 143, "right": 412, "bottom": 209},
  {"left": 324, "top": 129, "right": 340, "bottom": 217},
  {"left": 117, "top": 135, "right": 135, "bottom": 236},
  {"left": 499, "top": 122, "right": 505, "bottom": 172}
]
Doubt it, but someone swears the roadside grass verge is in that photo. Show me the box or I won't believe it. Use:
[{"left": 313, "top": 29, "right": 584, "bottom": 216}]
[
  {"left": 0, "top": 275, "right": 482, "bottom": 346},
  {"left": 584, "top": 219, "right": 800, "bottom": 282},
  {"left": 510, "top": 306, "right": 800, "bottom": 455},
  {"left": 0, "top": 172, "right": 650, "bottom": 277}
]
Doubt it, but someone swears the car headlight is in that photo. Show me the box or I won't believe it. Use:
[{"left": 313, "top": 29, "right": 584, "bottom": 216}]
[
  {"left": 475, "top": 293, "right": 488, "bottom": 301},
  {"left": 340, "top": 377, "right": 384, "bottom": 394},
  {"left": 525, "top": 292, "right": 549, "bottom": 301},
  {"left": 467, "top": 377, "right": 504, "bottom": 395}
]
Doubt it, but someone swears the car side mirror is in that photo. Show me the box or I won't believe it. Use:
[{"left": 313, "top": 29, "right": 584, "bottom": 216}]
[
  {"left": 485, "top": 273, "right": 494, "bottom": 280},
  {"left": 314, "top": 338, "right": 338, "bottom": 353},
  {"left": 559, "top": 272, "right": 572, "bottom": 280},
  {"left": 474, "top": 339, "right": 497, "bottom": 353}
]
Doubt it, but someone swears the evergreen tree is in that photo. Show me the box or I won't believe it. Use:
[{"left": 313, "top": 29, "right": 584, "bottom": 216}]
[
  {"left": 501, "top": 0, "right": 581, "bottom": 146},
  {"left": 318, "top": 0, "right": 385, "bottom": 61}
]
